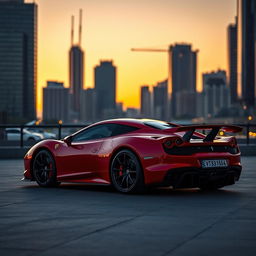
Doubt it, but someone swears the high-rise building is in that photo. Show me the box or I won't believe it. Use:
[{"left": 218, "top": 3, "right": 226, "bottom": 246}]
[
  {"left": 69, "top": 10, "right": 84, "bottom": 116},
  {"left": 140, "top": 86, "right": 152, "bottom": 118},
  {"left": 237, "top": 0, "right": 256, "bottom": 110},
  {"left": 169, "top": 44, "right": 197, "bottom": 118},
  {"left": 43, "top": 81, "right": 69, "bottom": 122},
  {"left": 227, "top": 19, "right": 238, "bottom": 105},
  {"left": 69, "top": 46, "right": 84, "bottom": 113},
  {"left": 202, "top": 70, "right": 231, "bottom": 118},
  {"left": 153, "top": 80, "right": 168, "bottom": 120},
  {"left": 0, "top": 0, "right": 37, "bottom": 122},
  {"left": 94, "top": 60, "right": 116, "bottom": 120}
]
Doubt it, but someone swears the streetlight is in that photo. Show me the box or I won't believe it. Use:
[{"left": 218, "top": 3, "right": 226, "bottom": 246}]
[{"left": 247, "top": 116, "right": 253, "bottom": 144}]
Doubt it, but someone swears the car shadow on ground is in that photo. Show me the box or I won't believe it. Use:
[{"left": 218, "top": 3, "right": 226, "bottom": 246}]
[{"left": 21, "top": 182, "right": 242, "bottom": 198}]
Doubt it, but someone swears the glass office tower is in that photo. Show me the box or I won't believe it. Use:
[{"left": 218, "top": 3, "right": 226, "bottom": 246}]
[{"left": 0, "top": 0, "right": 37, "bottom": 122}]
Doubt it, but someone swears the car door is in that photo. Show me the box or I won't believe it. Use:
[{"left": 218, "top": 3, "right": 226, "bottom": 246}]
[{"left": 57, "top": 124, "right": 113, "bottom": 181}]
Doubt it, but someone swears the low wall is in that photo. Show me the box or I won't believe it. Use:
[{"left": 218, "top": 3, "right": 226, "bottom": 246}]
[
  {"left": 0, "top": 147, "right": 28, "bottom": 159},
  {"left": 239, "top": 144, "right": 256, "bottom": 156}
]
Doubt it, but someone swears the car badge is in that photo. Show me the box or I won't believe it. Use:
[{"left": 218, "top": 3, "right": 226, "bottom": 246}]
[
  {"left": 210, "top": 146, "right": 214, "bottom": 152},
  {"left": 55, "top": 144, "right": 60, "bottom": 150}
]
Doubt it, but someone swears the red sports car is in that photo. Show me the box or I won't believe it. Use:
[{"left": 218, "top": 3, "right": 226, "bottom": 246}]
[{"left": 23, "top": 119, "right": 242, "bottom": 193}]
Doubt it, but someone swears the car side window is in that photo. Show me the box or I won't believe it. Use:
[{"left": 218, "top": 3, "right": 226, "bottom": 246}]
[
  {"left": 72, "top": 124, "right": 113, "bottom": 142},
  {"left": 111, "top": 124, "right": 139, "bottom": 136},
  {"left": 72, "top": 123, "right": 139, "bottom": 142}
]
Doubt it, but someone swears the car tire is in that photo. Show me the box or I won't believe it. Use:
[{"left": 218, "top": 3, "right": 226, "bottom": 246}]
[
  {"left": 110, "top": 149, "right": 145, "bottom": 193},
  {"left": 32, "top": 149, "right": 60, "bottom": 187}
]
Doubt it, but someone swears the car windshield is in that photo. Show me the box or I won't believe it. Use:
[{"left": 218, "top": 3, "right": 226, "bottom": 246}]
[{"left": 143, "top": 120, "right": 177, "bottom": 130}]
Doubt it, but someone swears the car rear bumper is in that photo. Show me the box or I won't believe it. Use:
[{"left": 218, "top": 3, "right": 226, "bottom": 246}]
[
  {"left": 162, "top": 165, "right": 242, "bottom": 189},
  {"left": 142, "top": 151, "right": 241, "bottom": 186}
]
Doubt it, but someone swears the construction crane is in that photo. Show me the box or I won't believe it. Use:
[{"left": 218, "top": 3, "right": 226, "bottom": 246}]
[
  {"left": 131, "top": 48, "right": 168, "bottom": 52},
  {"left": 131, "top": 47, "right": 172, "bottom": 94}
]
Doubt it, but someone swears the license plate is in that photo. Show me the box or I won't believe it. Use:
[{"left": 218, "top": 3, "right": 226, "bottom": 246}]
[{"left": 201, "top": 159, "right": 228, "bottom": 168}]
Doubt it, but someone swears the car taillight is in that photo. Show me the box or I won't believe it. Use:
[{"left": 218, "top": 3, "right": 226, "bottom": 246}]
[
  {"left": 163, "top": 137, "right": 183, "bottom": 149},
  {"left": 175, "top": 138, "right": 183, "bottom": 146},
  {"left": 164, "top": 140, "right": 174, "bottom": 149}
]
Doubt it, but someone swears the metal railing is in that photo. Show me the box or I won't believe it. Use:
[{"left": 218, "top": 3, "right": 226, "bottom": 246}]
[
  {"left": 0, "top": 123, "right": 255, "bottom": 148},
  {"left": 0, "top": 124, "right": 87, "bottom": 147}
]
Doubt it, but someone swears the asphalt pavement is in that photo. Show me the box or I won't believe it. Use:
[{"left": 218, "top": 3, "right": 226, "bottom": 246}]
[{"left": 0, "top": 157, "right": 256, "bottom": 256}]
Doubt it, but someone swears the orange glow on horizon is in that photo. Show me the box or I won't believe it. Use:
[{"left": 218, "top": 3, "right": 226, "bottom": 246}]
[{"left": 33, "top": 0, "right": 237, "bottom": 116}]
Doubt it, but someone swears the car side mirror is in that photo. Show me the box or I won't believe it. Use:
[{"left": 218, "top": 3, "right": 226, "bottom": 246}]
[{"left": 63, "top": 135, "right": 72, "bottom": 146}]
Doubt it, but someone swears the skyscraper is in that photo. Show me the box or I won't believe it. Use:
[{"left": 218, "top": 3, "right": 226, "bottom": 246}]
[
  {"left": 169, "top": 44, "right": 197, "bottom": 118},
  {"left": 227, "top": 19, "right": 238, "bottom": 105},
  {"left": 94, "top": 60, "right": 116, "bottom": 120},
  {"left": 153, "top": 80, "right": 168, "bottom": 120},
  {"left": 202, "top": 70, "right": 230, "bottom": 118},
  {"left": 140, "top": 86, "right": 152, "bottom": 118},
  {"left": 69, "top": 10, "right": 84, "bottom": 116},
  {"left": 43, "top": 81, "right": 69, "bottom": 122},
  {"left": 237, "top": 0, "right": 256, "bottom": 110},
  {"left": 0, "top": 0, "right": 37, "bottom": 122},
  {"left": 69, "top": 46, "right": 84, "bottom": 112}
]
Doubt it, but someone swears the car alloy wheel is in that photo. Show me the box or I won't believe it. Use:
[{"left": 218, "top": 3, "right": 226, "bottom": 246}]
[
  {"left": 33, "top": 150, "right": 59, "bottom": 187},
  {"left": 111, "top": 149, "right": 144, "bottom": 193}
]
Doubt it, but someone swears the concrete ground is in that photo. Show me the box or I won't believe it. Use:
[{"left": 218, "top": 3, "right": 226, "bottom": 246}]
[{"left": 0, "top": 157, "right": 256, "bottom": 256}]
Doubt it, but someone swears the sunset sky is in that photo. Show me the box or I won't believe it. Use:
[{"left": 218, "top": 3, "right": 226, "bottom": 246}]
[{"left": 30, "top": 0, "right": 237, "bottom": 114}]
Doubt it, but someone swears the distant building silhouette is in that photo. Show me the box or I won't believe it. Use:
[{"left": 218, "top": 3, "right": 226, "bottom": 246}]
[
  {"left": 126, "top": 108, "right": 140, "bottom": 118},
  {"left": 153, "top": 80, "right": 168, "bottom": 120},
  {"left": 202, "top": 70, "right": 230, "bottom": 118},
  {"left": 0, "top": 0, "right": 37, "bottom": 122},
  {"left": 227, "top": 19, "right": 238, "bottom": 105},
  {"left": 196, "top": 92, "right": 204, "bottom": 118},
  {"left": 237, "top": 0, "right": 256, "bottom": 111},
  {"left": 43, "top": 81, "right": 69, "bottom": 122},
  {"left": 116, "top": 102, "right": 124, "bottom": 117},
  {"left": 169, "top": 44, "right": 197, "bottom": 118},
  {"left": 69, "top": 11, "right": 84, "bottom": 118},
  {"left": 140, "top": 86, "right": 152, "bottom": 118},
  {"left": 94, "top": 60, "right": 116, "bottom": 120},
  {"left": 80, "top": 88, "right": 96, "bottom": 122},
  {"left": 175, "top": 91, "right": 198, "bottom": 119}
]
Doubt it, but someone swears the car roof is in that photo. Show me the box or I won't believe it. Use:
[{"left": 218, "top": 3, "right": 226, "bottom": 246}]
[{"left": 94, "top": 118, "right": 171, "bottom": 129}]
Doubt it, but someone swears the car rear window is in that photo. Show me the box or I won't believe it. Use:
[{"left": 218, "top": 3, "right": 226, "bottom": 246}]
[{"left": 144, "top": 120, "right": 177, "bottom": 130}]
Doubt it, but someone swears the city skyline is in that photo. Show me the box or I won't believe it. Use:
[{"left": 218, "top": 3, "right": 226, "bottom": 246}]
[{"left": 32, "top": 0, "right": 236, "bottom": 115}]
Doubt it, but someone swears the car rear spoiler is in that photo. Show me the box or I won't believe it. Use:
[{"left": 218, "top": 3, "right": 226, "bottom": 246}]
[{"left": 165, "top": 125, "right": 242, "bottom": 142}]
